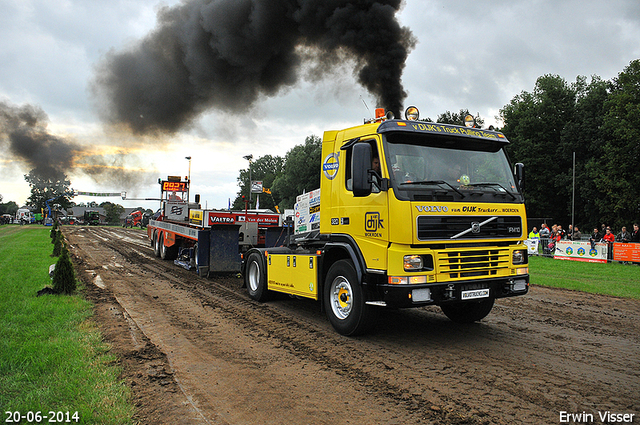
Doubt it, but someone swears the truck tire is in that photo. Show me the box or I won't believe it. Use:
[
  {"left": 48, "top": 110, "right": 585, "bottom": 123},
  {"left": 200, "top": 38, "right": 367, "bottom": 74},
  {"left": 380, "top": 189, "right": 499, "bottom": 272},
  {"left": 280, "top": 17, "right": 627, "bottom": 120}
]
[
  {"left": 153, "top": 232, "right": 161, "bottom": 257},
  {"left": 245, "top": 252, "right": 269, "bottom": 302},
  {"left": 158, "top": 233, "right": 166, "bottom": 259},
  {"left": 190, "top": 243, "right": 198, "bottom": 268},
  {"left": 159, "top": 234, "right": 178, "bottom": 260},
  {"left": 324, "top": 260, "right": 371, "bottom": 336},
  {"left": 440, "top": 298, "right": 495, "bottom": 323}
]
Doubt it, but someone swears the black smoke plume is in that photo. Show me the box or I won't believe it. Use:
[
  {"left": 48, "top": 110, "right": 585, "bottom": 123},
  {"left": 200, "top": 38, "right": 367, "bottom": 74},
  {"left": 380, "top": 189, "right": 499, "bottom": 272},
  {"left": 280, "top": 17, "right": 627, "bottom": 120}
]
[
  {"left": 93, "top": 0, "right": 415, "bottom": 134},
  {"left": 0, "top": 100, "right": 155, "bottom": 190},
  {"left": 0, "top": 100, "right": 81, "bottom": 182}
]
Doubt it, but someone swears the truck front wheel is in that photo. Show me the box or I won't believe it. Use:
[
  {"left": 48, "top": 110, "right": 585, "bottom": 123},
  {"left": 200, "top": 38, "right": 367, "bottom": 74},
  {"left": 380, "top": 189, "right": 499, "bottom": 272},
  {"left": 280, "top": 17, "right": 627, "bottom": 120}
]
[
  {"left": 245, "top": 252, "right": 269, "bottom": 302},
  {"left": 324, "top": 260, "right": 371, "bottom": 336},
  {"left": 440, "top": 298, "right": 495, "bottom": 323}
]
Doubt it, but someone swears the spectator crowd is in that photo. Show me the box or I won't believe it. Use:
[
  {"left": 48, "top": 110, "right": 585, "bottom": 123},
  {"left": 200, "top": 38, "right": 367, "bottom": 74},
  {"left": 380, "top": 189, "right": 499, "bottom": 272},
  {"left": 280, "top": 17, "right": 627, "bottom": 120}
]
[{"left": 528, "top": 222, "right": 640, "bottom": 260}]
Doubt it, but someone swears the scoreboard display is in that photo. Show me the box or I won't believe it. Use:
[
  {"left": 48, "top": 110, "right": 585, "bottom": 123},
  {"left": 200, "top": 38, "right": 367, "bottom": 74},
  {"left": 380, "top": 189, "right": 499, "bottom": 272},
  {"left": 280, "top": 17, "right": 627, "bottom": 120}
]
[{"left": 161, "top": 180, "right": 188, "bottom": 192}]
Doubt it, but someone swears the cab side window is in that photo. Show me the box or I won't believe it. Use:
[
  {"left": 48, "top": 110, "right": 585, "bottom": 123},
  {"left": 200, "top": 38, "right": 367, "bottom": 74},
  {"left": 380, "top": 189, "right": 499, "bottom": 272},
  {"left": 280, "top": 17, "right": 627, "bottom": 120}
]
[{"left": 345, "top": 140, "right": 380, "bottom": 193}]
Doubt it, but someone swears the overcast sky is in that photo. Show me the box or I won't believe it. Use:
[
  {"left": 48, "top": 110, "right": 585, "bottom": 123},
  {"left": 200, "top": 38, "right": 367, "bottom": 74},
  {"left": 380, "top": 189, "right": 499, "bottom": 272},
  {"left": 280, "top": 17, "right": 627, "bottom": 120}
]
[{"left": 1, "top": 0, "right": 639, "bottom": 211}]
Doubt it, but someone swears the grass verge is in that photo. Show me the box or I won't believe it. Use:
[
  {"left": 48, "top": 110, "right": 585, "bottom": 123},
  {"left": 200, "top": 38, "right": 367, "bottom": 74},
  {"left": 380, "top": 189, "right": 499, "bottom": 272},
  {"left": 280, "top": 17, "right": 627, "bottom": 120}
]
[
  {"left": 0, "top": 225, "right": 133, "bottom": 424},
  {"left": 529, "top": 255, "right": 640, "bottom": 299}
]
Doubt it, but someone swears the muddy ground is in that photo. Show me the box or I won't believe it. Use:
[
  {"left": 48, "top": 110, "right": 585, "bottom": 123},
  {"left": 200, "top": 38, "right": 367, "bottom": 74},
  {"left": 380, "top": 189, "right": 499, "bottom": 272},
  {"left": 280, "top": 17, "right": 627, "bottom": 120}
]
[{"left": 63, "top": 226, "right": 640, "bottom": 425}]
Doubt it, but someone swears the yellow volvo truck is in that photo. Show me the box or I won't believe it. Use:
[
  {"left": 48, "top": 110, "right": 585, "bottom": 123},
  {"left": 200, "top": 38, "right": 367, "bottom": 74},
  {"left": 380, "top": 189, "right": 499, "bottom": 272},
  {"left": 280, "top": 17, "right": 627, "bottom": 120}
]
[{"left": 243, "top": 107, "right": 529, "bottom": 335}]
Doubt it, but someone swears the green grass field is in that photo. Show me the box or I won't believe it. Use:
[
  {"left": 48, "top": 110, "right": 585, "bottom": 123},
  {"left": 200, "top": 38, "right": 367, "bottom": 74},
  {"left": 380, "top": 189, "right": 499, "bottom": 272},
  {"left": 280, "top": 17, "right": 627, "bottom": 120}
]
[
  {"left": 0, "top": 225, "right": 133, "bottom": 424},
  {"left": 529, "top": 255, "right": 640, "bottom": 299}
]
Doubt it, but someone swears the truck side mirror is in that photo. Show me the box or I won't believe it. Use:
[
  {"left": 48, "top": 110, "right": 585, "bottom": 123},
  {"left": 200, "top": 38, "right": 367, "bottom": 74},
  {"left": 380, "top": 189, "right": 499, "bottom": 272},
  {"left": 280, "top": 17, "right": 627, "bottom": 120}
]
[
  {"left": 515, "top": 163, "right": 525, "bottom": 193},
  {"left": 352, "top": 143, "right": 372, "bottom": 197}
]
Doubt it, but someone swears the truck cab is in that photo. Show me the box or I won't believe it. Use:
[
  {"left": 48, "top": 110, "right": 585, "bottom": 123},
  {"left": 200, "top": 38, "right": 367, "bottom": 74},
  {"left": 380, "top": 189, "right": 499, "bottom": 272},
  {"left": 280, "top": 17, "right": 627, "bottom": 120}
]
[
  {"left": 247, "top": 107, "right": 529, "bottom": 335},
  {"left": 16, "top": 209, "right": 34, "bottom": 224}
]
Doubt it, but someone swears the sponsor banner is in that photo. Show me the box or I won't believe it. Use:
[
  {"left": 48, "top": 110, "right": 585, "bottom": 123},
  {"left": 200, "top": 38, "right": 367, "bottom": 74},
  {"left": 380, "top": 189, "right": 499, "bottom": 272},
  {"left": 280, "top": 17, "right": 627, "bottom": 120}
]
[
  {"left": 75, "top": 191, "right": 122, "bottom": 197},
  {"left": 205, "top": 211, "right": 281, "bottom": 227},
  {"left": 207, "top": 212, "right": 236, "bottom": 225},
  {"left": 237, "top": 213, "right": 280, "bottom": 225},
  {"left": 189, "top": 209, "right": 204, "bottom": 226},
  {"left": 295, "top": 196, "right": 309, "bottom": 233},
  {"left": 525, "top": 238, "right": 539, "bottom": 255},
  {"left": 251, "top": 180, "right": 263, "bottom": 194},
  {"left": 165, "top": 201, "right": 189, "bottom": 222},
  {"left": 613, "top": 243, "right": 640, "bottom": 262},
  {"left": 294, "top": 188, "right": 321, "bottom": 234},
  {"left": 554, "top": 241, "right": 607, "bottom": 263}
]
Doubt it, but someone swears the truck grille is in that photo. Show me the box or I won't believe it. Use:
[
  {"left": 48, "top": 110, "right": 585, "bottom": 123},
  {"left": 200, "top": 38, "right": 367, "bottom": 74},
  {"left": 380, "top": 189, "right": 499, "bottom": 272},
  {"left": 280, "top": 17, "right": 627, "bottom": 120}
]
[
  {"left": 417, "top": 216, "right": 522, "bottom": 240},
  {"left": 436, "top": 247, "right": 511, "bottom": 281}
]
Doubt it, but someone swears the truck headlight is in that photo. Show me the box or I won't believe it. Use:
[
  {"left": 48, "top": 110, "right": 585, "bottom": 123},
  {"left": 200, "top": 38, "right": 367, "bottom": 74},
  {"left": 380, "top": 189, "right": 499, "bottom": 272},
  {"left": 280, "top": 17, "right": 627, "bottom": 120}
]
[
  {"left": 404, "top": 255, "right": 423, "bottom": 271},
  {"left": 403, "top": 254, "right": 434, "bottom": 272},
  {"left": 512, "top": 249, "right": 527, "bottom": 265}
]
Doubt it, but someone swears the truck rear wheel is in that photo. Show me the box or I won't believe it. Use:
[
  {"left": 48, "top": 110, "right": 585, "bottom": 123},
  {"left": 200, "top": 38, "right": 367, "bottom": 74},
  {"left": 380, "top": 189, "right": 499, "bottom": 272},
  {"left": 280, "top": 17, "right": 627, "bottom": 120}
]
[
  {"left": 324, "top": 260, "right": 371, "bottom": 336},
  {"left": 153, "top": 232, "right": 161, "bottom": 257},
  {"left": 190, "top": 243, "right": 198, "bottom": 268},
  {"left": 159, "top": 233, "right": 166, "bottom": 259},
  {"left": 440, "top": 298, "right": 495, "bottom": 323},
  {"left": 159, "top": 233, "right": 178, "bottom": 260},
  {"left": 245, "top": 252, "right": 269, "bottom": 302}
]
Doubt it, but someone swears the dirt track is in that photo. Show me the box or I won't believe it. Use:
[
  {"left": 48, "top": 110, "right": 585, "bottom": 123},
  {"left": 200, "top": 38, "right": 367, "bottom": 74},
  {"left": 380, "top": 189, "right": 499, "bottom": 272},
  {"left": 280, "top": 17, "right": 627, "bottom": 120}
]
[{"left": 64, "top": 226, "right": 640, "bottom": 424}]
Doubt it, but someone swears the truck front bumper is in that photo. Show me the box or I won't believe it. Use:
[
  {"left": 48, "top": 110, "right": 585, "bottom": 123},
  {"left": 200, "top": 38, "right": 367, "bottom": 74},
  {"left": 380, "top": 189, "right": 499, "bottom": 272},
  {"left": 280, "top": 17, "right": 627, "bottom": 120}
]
[{"left": 367, "top": 275, "right": 529, "bottom": 308}]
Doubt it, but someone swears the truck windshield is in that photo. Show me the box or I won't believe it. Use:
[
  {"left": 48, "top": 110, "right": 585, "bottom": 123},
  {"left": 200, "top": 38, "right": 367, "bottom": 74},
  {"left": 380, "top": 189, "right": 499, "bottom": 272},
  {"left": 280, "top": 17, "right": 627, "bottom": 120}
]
[{"left": 383, "top": 132, "right": 520, "bottom": 202}]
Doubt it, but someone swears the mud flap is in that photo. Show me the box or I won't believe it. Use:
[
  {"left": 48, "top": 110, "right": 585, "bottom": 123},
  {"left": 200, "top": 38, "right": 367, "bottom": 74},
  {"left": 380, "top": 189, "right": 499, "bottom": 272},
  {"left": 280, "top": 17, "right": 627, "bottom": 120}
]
[
  {"left": 209, "top": 225, "right": 241, "bottom": 273},
  {"left": 197, "top": 231, "right": 210, "bottom": 277}
]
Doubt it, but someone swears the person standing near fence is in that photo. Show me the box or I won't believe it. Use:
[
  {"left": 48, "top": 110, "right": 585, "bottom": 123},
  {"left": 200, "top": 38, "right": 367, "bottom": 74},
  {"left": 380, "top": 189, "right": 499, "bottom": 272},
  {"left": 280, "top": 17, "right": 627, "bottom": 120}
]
[
  {"left": 617, "top": 226, "right": 631, "bottom": 243},
  {"left": 527, "top": 227, "right": 540, "bottom": 256},
  {"left": 539, "top": 224, "right": 550, "bottom": 255},
  {"left": 548, "top": 228, "right": 561, "bottom": 253},
  {"left": 631, "top": 223, "right": 640, "bottom": 243},
  {"left": 589, "top": 227, "right": 602, "bottom": 250},
  {"left": 603, "top": 227, "right": 615, "bottom": 243},
  {"left": 558, "top": 225, "right": 566, "bottom": 240},
  {"left": 540, "top": 223, "right": 550, "bottom": 237},
  {"left": 572, "top": 226, "right": 582, "bottom": 240},
  {"left": 603, "top": 227, "right": 615, "bottom": 261}
]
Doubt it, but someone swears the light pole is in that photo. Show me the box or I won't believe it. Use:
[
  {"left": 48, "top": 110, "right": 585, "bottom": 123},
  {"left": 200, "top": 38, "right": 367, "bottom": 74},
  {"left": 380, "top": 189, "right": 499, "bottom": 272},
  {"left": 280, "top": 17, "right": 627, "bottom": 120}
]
[
  {"left": 243, "top": 154, "right": 253, "bottom": 207},
  {"left": 185, "top": 156, "right": 191, "bottom": 202},
  {"left": 571, "top": 152, "right": 575, "bottom": 239}
]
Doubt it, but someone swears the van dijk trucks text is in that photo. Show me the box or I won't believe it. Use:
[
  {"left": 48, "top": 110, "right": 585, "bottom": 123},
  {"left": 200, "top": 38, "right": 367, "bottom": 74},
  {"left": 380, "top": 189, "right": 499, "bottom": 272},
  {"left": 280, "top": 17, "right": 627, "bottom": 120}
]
[{"left": 147, "top": 106, "right": 529, "bottom": 335}]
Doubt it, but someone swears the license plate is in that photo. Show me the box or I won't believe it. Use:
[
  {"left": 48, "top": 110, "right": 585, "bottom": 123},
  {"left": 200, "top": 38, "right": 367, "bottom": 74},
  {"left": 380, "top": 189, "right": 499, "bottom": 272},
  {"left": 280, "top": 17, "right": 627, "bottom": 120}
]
[{"left": 461, "top": 288, "right": 490, "bottom": 300}]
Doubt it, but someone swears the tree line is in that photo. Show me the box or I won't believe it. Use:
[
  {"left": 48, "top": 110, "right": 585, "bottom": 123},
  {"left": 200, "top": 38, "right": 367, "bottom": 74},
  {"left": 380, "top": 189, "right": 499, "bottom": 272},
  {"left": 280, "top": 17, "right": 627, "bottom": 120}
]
[
  {"left": 232, "top": 135, "right": 322, "bottom": 211},
  {"left": 501, "top": 59, "right": 639, "bottom": 230}
]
